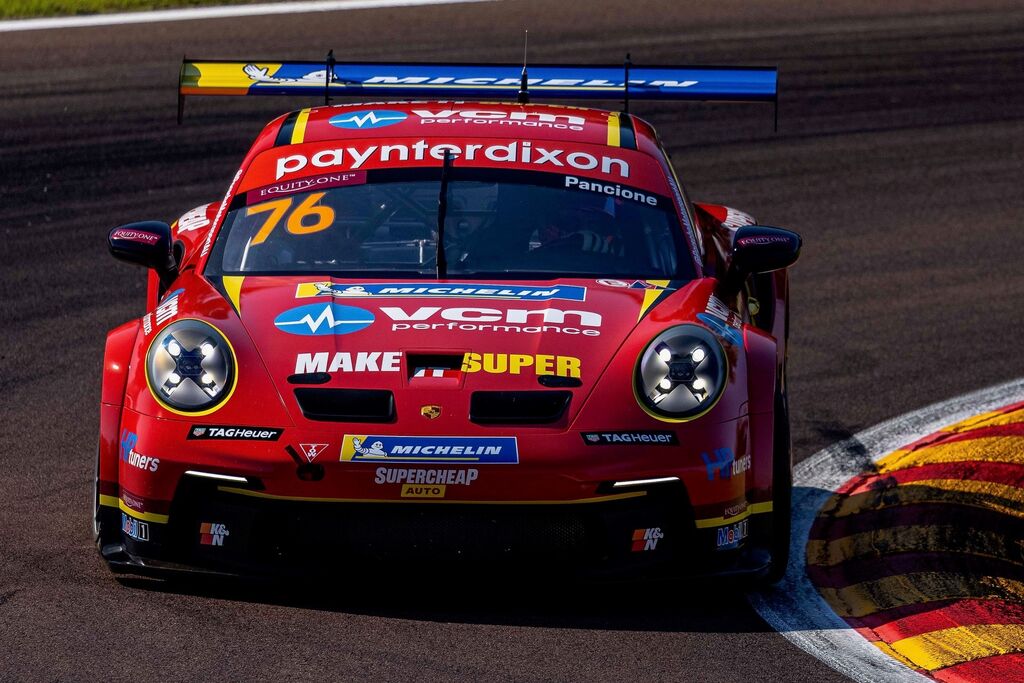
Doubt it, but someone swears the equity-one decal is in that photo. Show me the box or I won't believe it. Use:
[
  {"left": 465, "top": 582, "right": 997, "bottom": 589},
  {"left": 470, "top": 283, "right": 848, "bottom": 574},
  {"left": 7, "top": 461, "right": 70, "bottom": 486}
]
[{"left": 274, "top": 140, "right": 630, "bottom": 180}]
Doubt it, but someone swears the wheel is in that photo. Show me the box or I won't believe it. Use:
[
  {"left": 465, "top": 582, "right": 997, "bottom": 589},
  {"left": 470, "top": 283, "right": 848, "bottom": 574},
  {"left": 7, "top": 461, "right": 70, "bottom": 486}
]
[
  {"left": 93, "top": 446, "right": 102, "bottom": 543},
  {"left": 765, "top": 383, "right": 792, "bottom": 583}
]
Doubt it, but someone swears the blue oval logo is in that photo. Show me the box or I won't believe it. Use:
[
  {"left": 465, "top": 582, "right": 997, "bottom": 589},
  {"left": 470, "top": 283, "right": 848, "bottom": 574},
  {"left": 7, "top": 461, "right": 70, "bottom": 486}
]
[
  {"left": 328, "top": 110, "right": 407, "bottom": 130},
  {"left": 274, "top": 304, "right": 374, "bottom": 336}
]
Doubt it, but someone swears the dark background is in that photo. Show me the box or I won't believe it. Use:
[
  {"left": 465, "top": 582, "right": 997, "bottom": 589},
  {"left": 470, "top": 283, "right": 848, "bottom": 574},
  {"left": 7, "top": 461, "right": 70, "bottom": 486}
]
[{"left": 1, "top": 1, "right": 1022, "bottom": 679}]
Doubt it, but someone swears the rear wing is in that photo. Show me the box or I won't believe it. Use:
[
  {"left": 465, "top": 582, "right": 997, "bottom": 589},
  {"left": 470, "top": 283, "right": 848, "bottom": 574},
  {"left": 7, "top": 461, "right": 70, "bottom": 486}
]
[{"left": 178, "top": 56, "right": 778, "bottom": 123}]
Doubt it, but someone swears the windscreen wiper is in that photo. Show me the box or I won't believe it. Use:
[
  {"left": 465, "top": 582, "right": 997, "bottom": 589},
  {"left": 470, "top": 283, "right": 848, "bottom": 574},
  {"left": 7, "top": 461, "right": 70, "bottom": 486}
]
[{"left": 436, "top": 149, "right": 454, "bottom": 278}]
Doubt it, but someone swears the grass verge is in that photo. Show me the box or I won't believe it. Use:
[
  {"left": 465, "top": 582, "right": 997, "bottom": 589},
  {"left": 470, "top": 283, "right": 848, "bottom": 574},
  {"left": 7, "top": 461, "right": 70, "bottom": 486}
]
[{"left": 1, "top": 0, "right": 269, "bottom": 20}]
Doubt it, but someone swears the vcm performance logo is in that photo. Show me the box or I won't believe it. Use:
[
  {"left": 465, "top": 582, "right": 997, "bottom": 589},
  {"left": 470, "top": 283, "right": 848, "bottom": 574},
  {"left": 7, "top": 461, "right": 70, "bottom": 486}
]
[
  {"left": 274, "top": 303, "right": 374, "bottom": 336},
  {"left": 329, "top": 110, "right": 407, "bottom": 129}
]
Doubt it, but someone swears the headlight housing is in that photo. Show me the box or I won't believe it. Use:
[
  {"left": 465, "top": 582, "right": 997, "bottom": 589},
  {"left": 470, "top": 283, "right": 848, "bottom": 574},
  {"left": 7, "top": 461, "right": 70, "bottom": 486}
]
[
  {"left": 145, "top": 319, "right": 236, "bottom": 414},
  {"left": 634, "top": 324, "right": 728, "bottom": 422}
]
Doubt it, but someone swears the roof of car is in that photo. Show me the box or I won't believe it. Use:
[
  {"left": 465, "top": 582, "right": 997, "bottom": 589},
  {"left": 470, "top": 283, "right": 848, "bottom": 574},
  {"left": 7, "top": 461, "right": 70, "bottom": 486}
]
[{"left": 259, "top": 101, "right": 656, "bottom": 151}]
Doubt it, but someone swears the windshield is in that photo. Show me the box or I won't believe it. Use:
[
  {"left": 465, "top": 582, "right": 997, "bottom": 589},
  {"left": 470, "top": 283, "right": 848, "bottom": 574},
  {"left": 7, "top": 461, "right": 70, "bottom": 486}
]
[{"left": 206, "top": 168, "right": 691, "bottom": 279}]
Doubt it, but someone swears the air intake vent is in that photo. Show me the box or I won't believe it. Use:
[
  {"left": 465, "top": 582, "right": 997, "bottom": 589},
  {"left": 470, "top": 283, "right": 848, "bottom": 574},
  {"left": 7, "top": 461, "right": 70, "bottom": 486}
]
[
  {"left": 470, "top": 391, "right": 571, "bottom": 425},
  {"left": 295, "top": 388, "right": 395, "bottom": 423}
]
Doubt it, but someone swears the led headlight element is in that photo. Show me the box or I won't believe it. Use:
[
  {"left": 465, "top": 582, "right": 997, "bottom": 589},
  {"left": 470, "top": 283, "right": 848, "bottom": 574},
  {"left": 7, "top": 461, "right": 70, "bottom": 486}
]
[
  {"left": 635, "top": 324, "right": 727, "bottom": 421},
  {"left": 146, "top": 319, "right": 236, "bottom": 414}
]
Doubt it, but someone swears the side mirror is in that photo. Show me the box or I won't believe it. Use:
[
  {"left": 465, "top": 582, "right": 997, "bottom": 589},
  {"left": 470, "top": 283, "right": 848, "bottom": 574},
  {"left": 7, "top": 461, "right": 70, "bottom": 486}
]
[
  {"left": 108, "top": 221, "right": 178, "bottom": 285},
  {"left": 731, "top": 225, "right": 801, "bottom": 276}
]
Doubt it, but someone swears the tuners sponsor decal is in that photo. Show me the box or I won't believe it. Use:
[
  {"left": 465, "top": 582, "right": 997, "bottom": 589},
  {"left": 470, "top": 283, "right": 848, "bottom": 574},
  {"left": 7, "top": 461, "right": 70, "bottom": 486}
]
[
  {"left": 461, "top": 353, "right": 581, "bottom": 378},
  {"left": 121, "top": 513, "right": 149, "bottom": 541},
  {"left": 715, "top": 519, "right": 748, "bottom": 550},
  {"left": 581, "top": 431, "right": 678, "bottom": 445},
  {"left": 341, "top": 435, "right": 518, "bottom": 464},
  {"left": 632, "top": 527, "right": 664, "bottom": 552},
  {"left": 187, "top": 425, "right": 283, "bottom": 441},
  {"left": 383, "top": 306, "right": 601, "bottom": 337},
  {"left": 120, "top": 429, "right": 159, "bottom": 473},
  {"left": 274, "top": 140, "right": 630, "bottom": 180},
  {"left": 294, "top": 351, "right": 401, "bottom": 374},
  {"left": 564, "top": 176, "right": 658, "bottom": 206},
  {"left": 701, "top": 447, "right": 750, "bottom": 481},
  {"left": 274, "top": 303, "right": 374, "bottom": 336},
  {"left": 296, "top": 281, "right": 587, "bottom": 302}
]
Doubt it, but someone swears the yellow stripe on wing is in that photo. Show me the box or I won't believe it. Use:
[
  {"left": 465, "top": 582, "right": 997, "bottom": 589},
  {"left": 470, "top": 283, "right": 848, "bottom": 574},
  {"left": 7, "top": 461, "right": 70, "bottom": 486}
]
[{"left": 181, "top": 61, "right": 282, "bottom": 93}]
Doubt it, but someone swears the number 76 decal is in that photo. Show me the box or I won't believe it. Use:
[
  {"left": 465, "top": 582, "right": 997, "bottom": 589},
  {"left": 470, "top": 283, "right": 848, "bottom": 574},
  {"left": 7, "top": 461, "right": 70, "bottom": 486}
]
[{"left": 247, "top": 192, "right": 336, "bottom": 245}]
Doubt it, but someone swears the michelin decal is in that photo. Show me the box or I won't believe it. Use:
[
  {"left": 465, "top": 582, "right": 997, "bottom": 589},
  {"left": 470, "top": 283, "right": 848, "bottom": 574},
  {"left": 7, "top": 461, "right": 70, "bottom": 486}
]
[{"left": 341, "top": 435, "right": 518, "bottom": 464}]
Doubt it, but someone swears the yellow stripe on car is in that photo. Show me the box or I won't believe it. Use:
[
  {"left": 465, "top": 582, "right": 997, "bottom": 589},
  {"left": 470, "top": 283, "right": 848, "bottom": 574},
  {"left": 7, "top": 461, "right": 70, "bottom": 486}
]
[
  {"left": 291, "top": 108, "right": 311, "bottom": 144},
  {"left": 607, "top": 112, "right": 621, "bottom": 147}
]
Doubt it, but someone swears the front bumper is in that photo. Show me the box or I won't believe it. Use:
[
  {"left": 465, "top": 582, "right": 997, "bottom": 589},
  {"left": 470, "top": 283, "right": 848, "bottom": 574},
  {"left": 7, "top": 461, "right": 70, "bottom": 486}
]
[{"left": 100, "top": 476, "right": 772, "bottom": 581}]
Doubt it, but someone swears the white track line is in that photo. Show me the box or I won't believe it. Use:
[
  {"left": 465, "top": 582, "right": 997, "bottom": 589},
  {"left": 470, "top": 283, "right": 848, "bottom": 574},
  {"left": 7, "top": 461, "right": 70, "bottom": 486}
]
[
  {"left": 0, "top": 0, "right": 494, "bottom": 33},
  {"left": 748, "top": 377, "right": 1024, "bottom": 683}
]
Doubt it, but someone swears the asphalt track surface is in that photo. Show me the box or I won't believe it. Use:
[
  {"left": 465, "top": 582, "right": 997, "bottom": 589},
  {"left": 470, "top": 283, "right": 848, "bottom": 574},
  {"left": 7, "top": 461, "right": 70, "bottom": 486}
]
[{"left": 2, "top": 1, "right": 1023, "bottom": 680}]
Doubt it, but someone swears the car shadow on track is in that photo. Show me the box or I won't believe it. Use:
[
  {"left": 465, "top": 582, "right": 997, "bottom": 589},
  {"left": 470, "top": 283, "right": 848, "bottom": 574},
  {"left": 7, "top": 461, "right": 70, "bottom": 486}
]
[{"left": 115, "top": 572, "right": 773, "bottom": 633}]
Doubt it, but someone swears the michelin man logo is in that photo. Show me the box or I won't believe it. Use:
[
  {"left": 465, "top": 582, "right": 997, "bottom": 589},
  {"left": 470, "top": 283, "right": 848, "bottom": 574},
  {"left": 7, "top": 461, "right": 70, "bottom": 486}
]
[
  {"left": 243, "top": 64, "right": 331, "bottom": 85},
  {"left": 316, "top": 283, "right": 370, "bottom": 297},
  {"left": 352, "top": 437, "right": 388, "bottom": 457}
]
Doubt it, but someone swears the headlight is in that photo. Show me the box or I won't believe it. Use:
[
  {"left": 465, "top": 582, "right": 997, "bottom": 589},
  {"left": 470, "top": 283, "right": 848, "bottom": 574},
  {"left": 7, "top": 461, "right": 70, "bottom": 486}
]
[
  {"left": 146, "top": 319, "right": 236, "bottom": 414},
  {"left": 634, "top": 324, "right": 727, "bottom": 422}
]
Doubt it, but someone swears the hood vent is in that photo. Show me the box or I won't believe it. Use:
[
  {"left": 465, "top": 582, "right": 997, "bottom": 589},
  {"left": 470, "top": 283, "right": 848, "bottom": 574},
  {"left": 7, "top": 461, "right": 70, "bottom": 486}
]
[
  {"left": 295, "top": 388, "right": 395, "bottom": 423},
  {"left": 470, "top": 391, "right": 571, "bottom": 425}
]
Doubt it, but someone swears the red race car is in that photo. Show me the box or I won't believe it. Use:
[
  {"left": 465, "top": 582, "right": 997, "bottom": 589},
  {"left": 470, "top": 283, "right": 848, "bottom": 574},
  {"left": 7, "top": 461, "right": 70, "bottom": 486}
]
[{"left": 96, "top": 59, "right": 800, "bottom": 582}]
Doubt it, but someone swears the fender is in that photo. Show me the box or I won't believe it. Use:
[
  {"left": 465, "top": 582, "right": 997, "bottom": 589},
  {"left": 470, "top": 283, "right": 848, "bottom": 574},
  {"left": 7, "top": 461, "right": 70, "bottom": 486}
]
[
  {"left": 743, "top": 325, "right": 777, "bottom": 500},
  {"left": 99, "top": 320, "right": 140, "bottom": 496}
]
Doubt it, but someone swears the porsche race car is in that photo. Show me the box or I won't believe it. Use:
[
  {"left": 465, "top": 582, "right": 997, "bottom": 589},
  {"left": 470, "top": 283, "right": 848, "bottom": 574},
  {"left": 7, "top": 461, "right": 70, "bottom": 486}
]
[{"left": 96, "top": 59, "right": 800, "bottom": 582}]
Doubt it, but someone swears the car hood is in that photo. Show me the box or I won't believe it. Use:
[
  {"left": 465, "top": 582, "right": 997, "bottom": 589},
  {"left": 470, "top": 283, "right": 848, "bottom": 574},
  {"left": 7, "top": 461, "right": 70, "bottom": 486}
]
[{"left": 224, "top": 276, "right": 697, "bottom": 425}]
